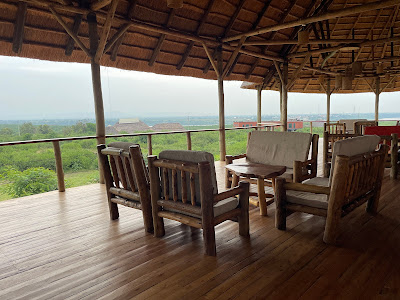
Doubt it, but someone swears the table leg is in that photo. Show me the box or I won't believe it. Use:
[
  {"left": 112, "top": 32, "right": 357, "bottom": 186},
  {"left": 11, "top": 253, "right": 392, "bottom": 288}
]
[
  {"left": 232, "top": 174, "right": 239, "bottom": 187},
  {"left": 257, "top": 177, "right": 267, "bottom": 216}
]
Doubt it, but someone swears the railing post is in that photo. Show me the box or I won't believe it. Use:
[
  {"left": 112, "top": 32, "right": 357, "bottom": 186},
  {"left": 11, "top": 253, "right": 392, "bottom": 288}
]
[
  {"left": 310, "top": 121, "right": 313, "bottom": 134},
  {"left": 186, "top": 131, "right": 192, "bottom": 150},
  {"left": 147, "top": 134, "right": 152, "bottom": 155},
  {"left": 52, "top": 141, "right": 65, "bottom": 192}
]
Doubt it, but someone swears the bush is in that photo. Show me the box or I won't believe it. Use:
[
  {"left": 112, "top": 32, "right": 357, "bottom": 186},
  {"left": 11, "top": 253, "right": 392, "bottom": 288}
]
[{"left": 3, "top": 167, "right": 58, "bottom": 197}]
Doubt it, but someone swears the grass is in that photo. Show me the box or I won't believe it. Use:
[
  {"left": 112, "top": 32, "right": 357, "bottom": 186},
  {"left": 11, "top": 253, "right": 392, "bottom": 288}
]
[{"left": 65, "top": 170, "right": 99, "bottom": 188}]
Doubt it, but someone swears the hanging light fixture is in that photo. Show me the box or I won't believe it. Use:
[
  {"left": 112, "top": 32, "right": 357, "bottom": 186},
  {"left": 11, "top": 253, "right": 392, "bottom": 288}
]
[
  {"left": 167, "top": 0, "right": 183, "bottom": 9},
  {"left": 352, "top": 62, "right": 363, "bottom": 75},
  {"left": 335, "top": 75, "right": 343, "bottom": 89},
  {"left": 376, "top": 63, "right": 384, "bottom": 74},
  {"left": 298, "top": 30, "right": 309, "bottom": 44}
]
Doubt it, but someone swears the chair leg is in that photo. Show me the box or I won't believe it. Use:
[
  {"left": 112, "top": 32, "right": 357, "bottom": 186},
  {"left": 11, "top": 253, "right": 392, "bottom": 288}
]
[
  {"left": 153, "top": 213, "right": 165, "bottom": 237},
  {"left": 274, "top": 178, "right": 287, "bottom": 230},
  {"left": 109, "top": 201, "right": 119, "bottom": 220},
  {"left": 202, "top": 225, "right": 216, "bottom": 256},
  {"left": 323, "top": 210, "right": 341, "bottom": 244},
  {"left": 238, "top": 182, "right": 250, "bottom": 237},
  {"left": 141, "top": 207, "right": 154, "bottom": 234}
]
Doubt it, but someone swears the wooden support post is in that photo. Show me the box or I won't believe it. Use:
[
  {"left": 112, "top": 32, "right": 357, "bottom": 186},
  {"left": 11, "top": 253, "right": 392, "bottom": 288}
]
[
  {"left": 310, "top": 121, "right": 313, "bottom": 134},
  {"left": 257, "top": 85, "right": 262, "bottom": 126},
  {"left": 52, "top": 141, "right": 65, "bottom": 192},
  {"left": 326, "top": 79, "right": 331, "bottom": 123},
  {"left": 375, "top": 77, "right": 380, "bottom": 122},
  {"left": 147, "top": 134, "right": 152, "bottom": 155},
  {"left": 12, "top": 2, "right": 28, "bottom": 54},
  {"left": 186, "top": 131, "right": 192, "bottom": 150},
  {"left": 282, "top": 60, "right": 288, "bottom": 131},
  {"left": 88, "top": 12, "right": 106, "bottom": 184},
  {"left": 217, "top": 47, "right": 226, "bottom": 161}
]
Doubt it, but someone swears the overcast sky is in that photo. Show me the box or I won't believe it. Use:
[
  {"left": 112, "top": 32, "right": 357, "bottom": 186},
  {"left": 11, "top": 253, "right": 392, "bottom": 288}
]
[{"left": 0, "top": 55, "right": 399, "bottom": 120}]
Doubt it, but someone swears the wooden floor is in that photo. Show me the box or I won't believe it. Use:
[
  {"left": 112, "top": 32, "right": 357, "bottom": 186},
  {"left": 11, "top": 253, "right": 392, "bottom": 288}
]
[{"left": 1, "top": 150, "right": 400, "bottom": 299}]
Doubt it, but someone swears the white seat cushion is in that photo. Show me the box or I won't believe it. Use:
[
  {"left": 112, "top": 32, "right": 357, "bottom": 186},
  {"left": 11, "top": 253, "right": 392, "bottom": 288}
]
[
  {"left": 286, "top": 190, "right": 329, "bottom": 209},
  {"left": 246, "top": 131, "right": 312, "bottom": 168},
  {"left": 329, "top": 135, "right": 380, "bottom": 184},
  {"left": 303, "top": 177, "right": 330, "bottom": 187},
  {"left": 213, "top": 197, "right": 239, "bottom": 217}
]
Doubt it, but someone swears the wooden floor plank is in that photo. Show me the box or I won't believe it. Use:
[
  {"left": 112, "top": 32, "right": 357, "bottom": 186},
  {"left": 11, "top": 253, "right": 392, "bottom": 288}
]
[{"left": 0, "top": 146, "right": 399, "bottom": 299}]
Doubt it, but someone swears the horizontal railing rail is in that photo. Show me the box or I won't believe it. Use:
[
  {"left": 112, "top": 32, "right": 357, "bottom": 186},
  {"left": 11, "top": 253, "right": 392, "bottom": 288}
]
[{"left": 0, "top": 125, "right": 269, "bottom": 193}]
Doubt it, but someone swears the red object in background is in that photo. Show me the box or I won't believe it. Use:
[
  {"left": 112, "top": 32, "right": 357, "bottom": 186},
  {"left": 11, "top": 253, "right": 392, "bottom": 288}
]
[{"left": 364, "top": 126, "right": 400, "bottom": 146}]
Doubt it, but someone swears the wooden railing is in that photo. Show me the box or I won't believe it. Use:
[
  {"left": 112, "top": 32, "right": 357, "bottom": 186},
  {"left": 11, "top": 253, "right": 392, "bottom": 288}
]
[{"left": 0, "top": 126, "right": 268, "bottom": 193}]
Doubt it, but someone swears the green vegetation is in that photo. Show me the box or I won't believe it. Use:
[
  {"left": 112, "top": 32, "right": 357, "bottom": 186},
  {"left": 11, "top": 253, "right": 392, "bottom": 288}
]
[
  {"left": 0, "top": 120, "right": 397, "bottom": 201},
  {"left": 0, "top": 122, "right": 250, "bottom": 201}
]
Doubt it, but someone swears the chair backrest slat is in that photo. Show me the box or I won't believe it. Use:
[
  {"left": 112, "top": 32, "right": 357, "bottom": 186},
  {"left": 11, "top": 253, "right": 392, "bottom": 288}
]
[
  {"left": 162, "top": 167, "right": 169, "bottom": 201},
  {"left": 115, "top": 156, "right": 128, "bottom": 189},
  {"left": 122, "top": 156, "right": 137, "bottom": 192},
  {"left": 181, "top": 168, "right": 187, "bottom": 204},
  {"left": 109, "top": 156, "right": 120, "bottom": 188},
  {"left": 190, "top": 172, "right": 196, "bottom": 205},
  {"left": 172, "top": 169, "right": 178, "bottom": 201}
]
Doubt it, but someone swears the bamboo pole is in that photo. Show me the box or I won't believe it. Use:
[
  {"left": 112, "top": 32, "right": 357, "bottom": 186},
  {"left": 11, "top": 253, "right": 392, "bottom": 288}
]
[
  {"left": 186, "top": 131, "right": 192, "bottom": 150},
  {"left": 217, "top": 47, "right": 226, "bottom": 161},
  {"left": 257, "top": 85, "right": 262, "bottom": 126},
  {"left": 147, "top": 134, "right": 152, "bottom": 155},
  {"left": 52, "top": 141, "right": 65, "bottom": 192},
  {"left": 327, "top": 79, "right": 331, "bottom": 123},
  {"left": 223, "top": 0, "right": 399, "bottom": 42},
  {"left": 282, "top": 60, "right": 288, "bottom": 131},
  {"left": 88, "top": 12, "right": 106, "bottom": 184},
  {"left": 375, "top": 77, "right": 380, "bottom": 122}
]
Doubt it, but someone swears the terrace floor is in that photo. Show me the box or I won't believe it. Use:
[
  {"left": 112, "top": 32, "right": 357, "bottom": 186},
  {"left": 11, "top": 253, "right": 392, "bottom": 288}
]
[{"left": 1, "top": 151, "right": 400, "bottom": 299}]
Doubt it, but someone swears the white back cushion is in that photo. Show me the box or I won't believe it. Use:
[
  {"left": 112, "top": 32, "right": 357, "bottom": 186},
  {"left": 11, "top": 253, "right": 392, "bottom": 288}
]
[
  {"left": 329, "top": 135, "right": 380, "bottom": 185},
  {"left": 246, "top": 131, "right": 312, "bottom": 168}
]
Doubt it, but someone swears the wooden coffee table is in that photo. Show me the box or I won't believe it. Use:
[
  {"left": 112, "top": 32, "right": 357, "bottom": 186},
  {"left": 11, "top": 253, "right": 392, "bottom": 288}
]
[{"left": 226, "top": 162, "right": 286, "bottom": 216}]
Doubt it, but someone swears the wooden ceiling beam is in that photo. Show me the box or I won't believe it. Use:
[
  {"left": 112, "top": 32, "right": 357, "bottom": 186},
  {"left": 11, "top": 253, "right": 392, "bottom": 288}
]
[
  {"left": 148, "top": 9, "right": 176, "bottom": 67},
  {"left": 177, "top": 0, "right": 216, "bottom": 70},
  {"left": 202, "top": 43, "right": 219, "bottom": 77},
  {"left": 245, "top": 0, "right": 294, "bottom": 79},
  {"left": 48, "top": 5, "right": 90, "bottom": 56},
  {"left": 330, "top": 56, "right": 400, "bottom": 69},
  {"left": 91, "top": 0, "right": 112, "bottom": 12},
  {"left": 222, "top": 36, "right": 246, "bottom": 79},
  {"left": 241, "top": 39, "right": 366, "bottom": 46},
  {"left": 223, "top": 0, "right": 399, "bottom": 43},
  {"left": 12, "top": 1, "right": 28, "bottom": 54},
  {"left": 288, "top": 36, "right": 400, "bottom": 58},
  {"left": 94, "top": 0, "right": 119, "bottom": 63},
  {"left": 110, "top": 0, "right": 137, "bottom": 61},
  {"left": 287, "top": 54, "right": 312, "bottom": 89},
  {"left": 203, "top": 0, "right": 247, "bottom": 74},
  {"left": 65, "top": 14, "right": 82, "bottom": 56},
  {"left": 104, "top": 22, "right": 131, "bottom": 53}
]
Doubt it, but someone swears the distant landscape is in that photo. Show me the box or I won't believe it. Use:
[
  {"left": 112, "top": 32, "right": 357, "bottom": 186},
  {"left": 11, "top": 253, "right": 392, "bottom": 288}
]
[{"left": 0, "top": 113, "right": 399, "bottom": 201}]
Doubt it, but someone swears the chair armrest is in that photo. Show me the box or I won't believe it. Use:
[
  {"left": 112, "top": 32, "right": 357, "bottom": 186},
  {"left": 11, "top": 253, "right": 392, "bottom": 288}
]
[
  {"left": 226, "top": 153, "right": 246, "bottom": 163},
  {"left": 214, "top": 184, "right": 247, "bottom": 203},
  {"left": 284, "top": 182, "right": 331, "bottom": 195}
]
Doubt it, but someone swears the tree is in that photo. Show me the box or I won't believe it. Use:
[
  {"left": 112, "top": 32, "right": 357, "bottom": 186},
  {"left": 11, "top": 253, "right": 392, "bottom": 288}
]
[
  {"left": 20, "top": 122, "right": 36, "bottom": 135},
  {"left": 0, "top": 127, "right": 13, "bottom": 135},
  {"left": 37, "top": 124, "right": 53, "bottom": 135}
]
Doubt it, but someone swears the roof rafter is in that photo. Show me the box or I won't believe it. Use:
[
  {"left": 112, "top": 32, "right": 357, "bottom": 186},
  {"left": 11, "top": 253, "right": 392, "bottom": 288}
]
[
  {"left": 148, "top": 9, "right": 175, "bottom": 67},
  {"left": 12, "top": 1, "right": 28, "bottom": 54},
  {"left": 176, "top": 0, "right": 216, "bottom": 70}
]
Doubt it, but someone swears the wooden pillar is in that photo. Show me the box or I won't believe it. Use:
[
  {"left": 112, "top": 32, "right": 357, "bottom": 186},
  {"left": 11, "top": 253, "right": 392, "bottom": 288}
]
[
  {"left": 281, "top": 60, "right": 288, "bottom": 131},
  {"left": 375, "top": 77, "right": 380, "bottom": 122},
  {"left": 217, "top": 47, "right": 226, "bottom": 161},
  {"left": 257, "top": 85, "right": 262, "bottom": 126},
  {"left": 326, "top": 79, "right": 331, "bottom": 123},
  {"left": 279, "top": 83, "right": 283, "bottom": 120},
  {"left": 88, "top": 12, "right": 106, "bottom": 183},
  {"left": 52, "top": 141, "right": 65, "bottom": 192}
]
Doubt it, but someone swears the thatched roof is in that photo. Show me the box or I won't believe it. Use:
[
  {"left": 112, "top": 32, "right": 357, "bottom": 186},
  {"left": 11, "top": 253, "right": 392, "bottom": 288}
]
[{"left": 0, "top": 0, "right": 399, "bottom": 93}]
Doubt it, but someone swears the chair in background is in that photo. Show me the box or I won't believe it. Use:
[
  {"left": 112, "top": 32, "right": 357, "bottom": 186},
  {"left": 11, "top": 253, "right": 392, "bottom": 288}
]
[
  {"left": 97, "top": 142, "right": 153, "bottom": 233},
  {"left": 226, "top": 131, "right": 319, "bottom": 186},
  {"left": 338, "top": 119, "right": 367, "bottom": 134},
  {"left": 148, "top": 150, "right": 249, "bottom": 256},
  {"left": 275, "top": 136, "right": 387, "bottom": 244},
  {"left": 324, "top": 122, "right": 346, "bottom": 134},
  {"left": 354, "top": 120, "right": 378, "bottom": 134}
]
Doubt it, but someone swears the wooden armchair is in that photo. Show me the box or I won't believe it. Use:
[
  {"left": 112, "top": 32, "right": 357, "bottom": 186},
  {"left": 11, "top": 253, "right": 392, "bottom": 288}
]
[
  {"left": 97, "top": 142, "right": 153, "bottom": 233},
  {"left": 354, "top": 120, "right": 378, "bottom": 134},
  {"left": 324, "top": 122, "right": 346, "bottom": 134},
  {"left": 226, "top": 131, "right": 319, "bottom": 187},
  {"left": 148, "top": 150, "right": 249, "bottom": 256},
  {"left": 275, "top": 135, "right": 387, "bottom": 244}
]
